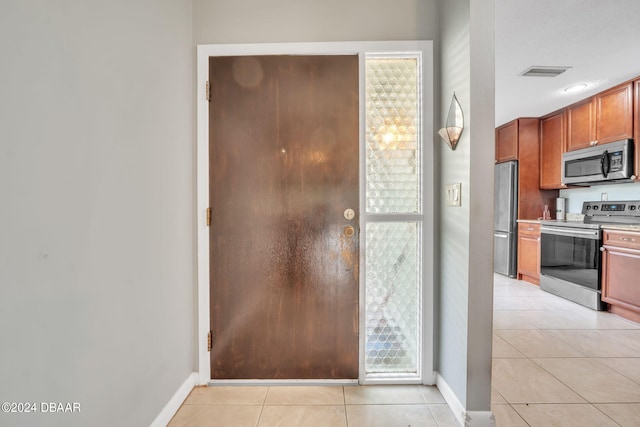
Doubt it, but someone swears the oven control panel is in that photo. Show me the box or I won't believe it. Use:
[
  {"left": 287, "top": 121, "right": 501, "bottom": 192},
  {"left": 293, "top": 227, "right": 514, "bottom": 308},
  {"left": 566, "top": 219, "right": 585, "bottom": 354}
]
[
  {"left": 582, "top": 200, "right": 640, "bottom": 217},
  {"left": 602, "top": 204, "right": 626, "bottom": 212}
]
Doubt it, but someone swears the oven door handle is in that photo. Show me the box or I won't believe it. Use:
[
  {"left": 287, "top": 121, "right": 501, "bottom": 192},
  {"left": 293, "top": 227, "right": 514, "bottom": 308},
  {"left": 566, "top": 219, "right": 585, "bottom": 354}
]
[{"left": 540, "top": 226, "right": 600, "bottom": 239}]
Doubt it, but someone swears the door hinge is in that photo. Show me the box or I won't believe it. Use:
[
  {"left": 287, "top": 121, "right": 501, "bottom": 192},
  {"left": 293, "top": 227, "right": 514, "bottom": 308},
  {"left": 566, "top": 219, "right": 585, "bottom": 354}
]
[
  {"left": 205, "top": 81, "right": 211, "bottom": 101},
  {"left": 206, "top": 207, "right": 212, "bottom": 226},
  {"left": 207, "top": 331, "right": 212, "bottom": 352}
]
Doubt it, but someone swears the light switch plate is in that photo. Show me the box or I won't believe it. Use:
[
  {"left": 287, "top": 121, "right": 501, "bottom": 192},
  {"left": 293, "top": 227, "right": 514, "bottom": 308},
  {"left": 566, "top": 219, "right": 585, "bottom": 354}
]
[{"left": 445, "top": 183, "right": 461, "bottom": 206}]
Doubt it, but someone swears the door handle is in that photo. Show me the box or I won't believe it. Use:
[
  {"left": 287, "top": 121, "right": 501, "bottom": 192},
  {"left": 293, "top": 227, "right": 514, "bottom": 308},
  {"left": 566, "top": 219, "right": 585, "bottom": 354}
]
[{"left": 601, "top": 150, "right": 610, "bottom": 178}]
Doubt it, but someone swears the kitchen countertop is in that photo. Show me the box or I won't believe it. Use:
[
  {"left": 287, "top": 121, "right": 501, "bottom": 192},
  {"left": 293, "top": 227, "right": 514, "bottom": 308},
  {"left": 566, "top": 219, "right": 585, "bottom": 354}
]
[
  {"left": 517, "top": 219, "right": 542, "bottom": 224},
  {"left": 601, "top": 224, "right": 640, "bottom": 232}
]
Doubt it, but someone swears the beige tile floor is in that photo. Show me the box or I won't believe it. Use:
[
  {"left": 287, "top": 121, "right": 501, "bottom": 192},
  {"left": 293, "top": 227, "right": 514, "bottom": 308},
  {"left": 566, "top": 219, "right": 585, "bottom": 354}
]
[
  {"left": 169, "top": 274, "right": 640, "bottom": 426},
  {"left": 493, "top": 274, "right": 640, "bottom": 426},
  {"left": 168, "top": 384, "right": 458, "bottom": 426}
]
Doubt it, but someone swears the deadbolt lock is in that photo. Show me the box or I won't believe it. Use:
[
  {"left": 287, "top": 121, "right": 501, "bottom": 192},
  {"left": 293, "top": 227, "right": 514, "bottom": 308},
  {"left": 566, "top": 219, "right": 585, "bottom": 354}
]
[{"left": 344, "top": 208, "right": 355, "bottom": 220}]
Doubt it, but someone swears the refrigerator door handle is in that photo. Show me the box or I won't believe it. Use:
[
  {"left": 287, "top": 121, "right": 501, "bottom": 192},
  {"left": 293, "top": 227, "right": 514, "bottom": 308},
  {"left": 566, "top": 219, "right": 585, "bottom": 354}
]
[{"left": 494, "top": 233, "right": 508, "bottom": 239}]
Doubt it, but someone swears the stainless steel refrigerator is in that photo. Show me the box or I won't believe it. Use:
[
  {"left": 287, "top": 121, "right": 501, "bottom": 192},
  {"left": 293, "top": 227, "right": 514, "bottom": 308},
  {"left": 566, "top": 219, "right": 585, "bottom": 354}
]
[{"left": 494, "top": 161, "right": 518, "bottom": 277}]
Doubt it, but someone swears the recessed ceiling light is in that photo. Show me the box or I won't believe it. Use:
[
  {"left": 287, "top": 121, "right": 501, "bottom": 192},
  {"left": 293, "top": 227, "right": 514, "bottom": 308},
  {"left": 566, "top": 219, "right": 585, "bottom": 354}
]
[
  {"left": 520, "top": 66, "right": 571, "bottom": 77},
  {"left": 564, "top": 83, "right": 588, "bottom": 94}
]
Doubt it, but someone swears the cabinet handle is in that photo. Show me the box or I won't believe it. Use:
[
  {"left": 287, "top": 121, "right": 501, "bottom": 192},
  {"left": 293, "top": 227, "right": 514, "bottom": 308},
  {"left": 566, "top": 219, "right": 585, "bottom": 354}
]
[{"left": 620, "top": 236, "right": 636, "bottom": 242}]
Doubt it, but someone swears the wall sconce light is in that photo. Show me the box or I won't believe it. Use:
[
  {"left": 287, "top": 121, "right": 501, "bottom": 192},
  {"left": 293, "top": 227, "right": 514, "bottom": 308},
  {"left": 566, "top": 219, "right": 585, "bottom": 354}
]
[{"left": 438, "top": 93, "right": 464, "bottom": 150}]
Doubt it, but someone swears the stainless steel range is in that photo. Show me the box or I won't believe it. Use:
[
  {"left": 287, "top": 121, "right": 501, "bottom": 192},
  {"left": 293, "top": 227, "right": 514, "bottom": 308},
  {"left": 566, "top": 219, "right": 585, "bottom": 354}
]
[{"left": 540, "top": 200, "right": 640, "bottom": 310}]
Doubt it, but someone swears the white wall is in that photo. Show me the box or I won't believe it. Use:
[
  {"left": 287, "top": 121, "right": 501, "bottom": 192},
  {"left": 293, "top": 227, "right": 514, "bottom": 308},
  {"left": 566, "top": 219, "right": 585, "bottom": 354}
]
[
  {"left": 0, "top": 1, "right": 195, "bottom": 426},
  {"left": 438, "top": 0, "right": 472, "bottom": 404},
  {"left": 438, "top": 0, "right": 495, "bottom": 414},
  {"left": 560, "top": 182, "right": 640, "bottom": 213},
  {"left": 193, "top": 0, "right": 438, "bottom": 44}
]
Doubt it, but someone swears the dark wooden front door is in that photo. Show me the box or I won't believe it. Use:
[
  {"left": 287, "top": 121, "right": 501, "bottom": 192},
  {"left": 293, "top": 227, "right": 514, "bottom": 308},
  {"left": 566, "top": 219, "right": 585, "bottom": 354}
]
[{"left": 209, "top": 55, "right": 359, "bottom": 379}]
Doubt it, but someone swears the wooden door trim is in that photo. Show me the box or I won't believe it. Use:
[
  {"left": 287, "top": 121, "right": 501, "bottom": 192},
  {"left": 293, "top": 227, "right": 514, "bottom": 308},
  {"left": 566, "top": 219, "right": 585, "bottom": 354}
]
[{"left": 196, "top": 41, "right": 434, "bottom": 386}]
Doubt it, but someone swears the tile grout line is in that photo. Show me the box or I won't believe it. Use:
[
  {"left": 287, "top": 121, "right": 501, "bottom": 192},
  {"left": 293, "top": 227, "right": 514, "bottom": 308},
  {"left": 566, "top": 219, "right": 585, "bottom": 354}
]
[
  {"left": 589, "top": 403, "right": 624, "bottom": 427},
  {"left": 342, "top": 386, "right": 349, "bottom": 427},
  {"left": 589, "top": 356, "right": 640, "bottom": 388},
  {"left": 254, "top": 386, "right": 269, "bottom": 427},
  {"left": 504, "top": 402, "right": 531, "bottom": 427}
]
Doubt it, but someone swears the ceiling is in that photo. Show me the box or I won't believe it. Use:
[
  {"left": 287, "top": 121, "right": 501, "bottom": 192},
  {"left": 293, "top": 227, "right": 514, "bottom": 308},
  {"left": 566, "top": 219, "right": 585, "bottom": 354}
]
[{"left": 495, "top": 0, "right": 640, "bottom": 126}]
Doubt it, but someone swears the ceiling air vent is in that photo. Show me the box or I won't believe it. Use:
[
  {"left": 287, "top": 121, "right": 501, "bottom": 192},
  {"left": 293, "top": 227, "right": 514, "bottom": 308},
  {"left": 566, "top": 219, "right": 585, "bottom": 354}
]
[{"left": 520, "top": 66, "right": 571, "bottom": 77}]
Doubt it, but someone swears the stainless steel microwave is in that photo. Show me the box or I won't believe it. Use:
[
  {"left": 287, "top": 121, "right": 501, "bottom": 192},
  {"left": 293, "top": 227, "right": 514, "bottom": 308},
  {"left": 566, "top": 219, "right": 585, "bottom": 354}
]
[{"left": 562, "top": 139, "right": 635, "bottom": 186}]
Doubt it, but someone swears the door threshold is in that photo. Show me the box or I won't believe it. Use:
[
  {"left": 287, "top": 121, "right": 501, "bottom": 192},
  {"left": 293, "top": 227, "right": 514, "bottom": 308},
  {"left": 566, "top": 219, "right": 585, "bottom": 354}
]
[{"left": 208, "top": 379, "right": 359, "bottom": 387}]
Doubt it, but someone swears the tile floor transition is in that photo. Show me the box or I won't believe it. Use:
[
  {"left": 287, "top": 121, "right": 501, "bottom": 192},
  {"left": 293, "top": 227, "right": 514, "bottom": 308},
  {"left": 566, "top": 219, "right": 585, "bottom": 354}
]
[{"left": 169, "top": 274, "right": 640, "bottom": 426}]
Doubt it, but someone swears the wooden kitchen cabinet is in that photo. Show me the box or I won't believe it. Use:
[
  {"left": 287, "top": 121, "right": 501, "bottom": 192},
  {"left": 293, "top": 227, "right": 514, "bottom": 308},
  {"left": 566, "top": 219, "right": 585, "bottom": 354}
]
[
  {"left": 566, "top": 82, "right": 633, "bottom": 152},
  {"left": 566, "top": 97, "right": 595, "bottom": 151},
  {"left": 517, "top": 222, "right": 541, "bottom": 285},
  {"left": 539, "top": 110, "right": 565, "bottom": 189},
  {"left": 601, "top": 229, "right": 640, "bottom": 323},
  {"left": 596, "top": 82, "right": 633, "bottom": 144},
  {"left": 514, "top": 118, "right": 559, "bottom": 220},
  {"left": 495, "top": 120, "right": 518, "bottom": 163},
  {"left": 635, "top": 79, "right": 640, "bottom": 182},
  {"left": 495, "top": 118, "right": 559, "bottom": 220}
]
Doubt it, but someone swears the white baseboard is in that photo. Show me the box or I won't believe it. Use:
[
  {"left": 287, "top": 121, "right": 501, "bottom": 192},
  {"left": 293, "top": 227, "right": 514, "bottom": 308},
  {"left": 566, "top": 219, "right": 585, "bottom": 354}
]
[
  {"left": 150, "top": 372, "right": 197, "bottom": 427},
  {"left": 436, "top": 374, "right": 465, "bottom": 426},
  {"left": 436, "top": 373, "right": 495, "bottom": 427}
]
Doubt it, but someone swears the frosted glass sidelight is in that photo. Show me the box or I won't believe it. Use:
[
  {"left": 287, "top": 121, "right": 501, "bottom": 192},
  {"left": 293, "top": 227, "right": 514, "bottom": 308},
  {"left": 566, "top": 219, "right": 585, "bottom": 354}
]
[
  {"left": 365, "top": 222, "right": 420, "bottom": 374},
  {"left": 365, "top": 58, "right": 420, "bottom": 214},
  {"left": 363, "top": 54, "right": 424, "bottom": 379}
]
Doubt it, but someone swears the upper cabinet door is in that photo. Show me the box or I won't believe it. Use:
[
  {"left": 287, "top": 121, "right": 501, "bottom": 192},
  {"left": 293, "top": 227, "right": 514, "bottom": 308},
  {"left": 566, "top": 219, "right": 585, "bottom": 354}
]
[
  {"left": 540, "top": 111, "right": 565, "bottom": 189},
  {"left": 495, "top": 120, "right": 518, "bottom": 163},
  {"left": 566, "top": 82, "right": 633, "bottom": 152},
  {"left": 566, "top": 97, "right": 595, "bottom": 151},
  {"left": 635, "top": 79, "right": 640, "bottom": 180},
  {"left": 596, "top": 82, "right": 633, "bottom": 145}
]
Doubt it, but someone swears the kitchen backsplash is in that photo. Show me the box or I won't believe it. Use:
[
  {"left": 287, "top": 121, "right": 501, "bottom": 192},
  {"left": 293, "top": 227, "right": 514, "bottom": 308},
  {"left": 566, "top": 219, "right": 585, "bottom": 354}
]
[{"left": 559, "top": 181, "right": 640, "bottom": 213}]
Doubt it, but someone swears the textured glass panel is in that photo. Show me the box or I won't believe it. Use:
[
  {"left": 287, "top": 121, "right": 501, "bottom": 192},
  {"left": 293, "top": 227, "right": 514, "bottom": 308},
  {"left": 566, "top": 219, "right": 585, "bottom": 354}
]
[
  {"left": 365, "top": 222, "right": 420, "bottom": 374},
  {"left": 365, "top": 58, "right": 420, "bottom": 214}
]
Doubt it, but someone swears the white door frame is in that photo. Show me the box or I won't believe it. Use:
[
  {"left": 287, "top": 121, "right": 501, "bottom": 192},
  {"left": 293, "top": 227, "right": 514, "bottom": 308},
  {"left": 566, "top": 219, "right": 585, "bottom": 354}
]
[{"left": 196, "top": 41, "right": 434, "bottom": 385}]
